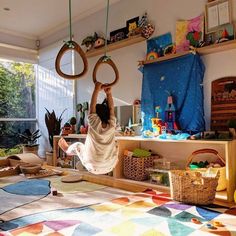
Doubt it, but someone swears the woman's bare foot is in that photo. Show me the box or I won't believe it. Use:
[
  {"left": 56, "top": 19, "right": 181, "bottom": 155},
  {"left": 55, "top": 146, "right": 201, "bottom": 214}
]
[{"left": 58, "top": 138, "right": 69, "bottom": 153}]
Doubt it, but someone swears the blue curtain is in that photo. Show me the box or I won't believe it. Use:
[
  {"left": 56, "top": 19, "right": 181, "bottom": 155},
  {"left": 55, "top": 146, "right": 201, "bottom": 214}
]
[{"left": 141, "top": 53, "right": 205, "bottom": 132}]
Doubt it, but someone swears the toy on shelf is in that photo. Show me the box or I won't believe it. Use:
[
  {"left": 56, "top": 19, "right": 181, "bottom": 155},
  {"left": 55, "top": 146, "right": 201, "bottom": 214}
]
[
  {"left": 127, "top": 22, "right": 141, "bottom": 37},
  {"left": 81, "top": 32, "right": 106, "bottom": 51},
  {"left": 142, "top": 130, "right": 154, "bottom": 138},
  {"left": 146, "top": 51, "right": 158, "bottom": 61},
  {"left": 123, "top": 127, "right": 135, "bottom": 136},
  {"left": 165, "top": 95, "right": 178, "bottom": 131},
  {"left": 77, "top": 102, "right": 89, "bottom": 134},
  {"left": 93, "top": 32, "right": 105, "bottom": 49},
  {"left": 151, "top": 106, "right": 165, "bottom": 136},
  {"left": 81, "top": 34, "right": 96, "bottom": 51},
  {"left": 139, "top": 12, "right": 155, "bottom": 39},
  {"left": 61, "top": 117, "right": 77, "bottom": 136}
]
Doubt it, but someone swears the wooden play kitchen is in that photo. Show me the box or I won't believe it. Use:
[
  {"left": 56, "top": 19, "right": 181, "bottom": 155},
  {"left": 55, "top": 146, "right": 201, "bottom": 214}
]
[{"left": 53, "top": 135, "right": 236, "bottom": 205}]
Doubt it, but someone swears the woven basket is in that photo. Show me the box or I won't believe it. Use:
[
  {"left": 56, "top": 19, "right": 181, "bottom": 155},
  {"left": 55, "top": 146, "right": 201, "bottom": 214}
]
[
  {"left": 20, "top": 164, "right": 42, "bottom": 175},
  {"left": 169, "top": 170, "right": 219, "bottom": 205},
  {"left": 123, "top": 155, "right": 154, "bottom": 181},
  {"left": 186, "top": 148, "right": 226, "bottom": 191}
]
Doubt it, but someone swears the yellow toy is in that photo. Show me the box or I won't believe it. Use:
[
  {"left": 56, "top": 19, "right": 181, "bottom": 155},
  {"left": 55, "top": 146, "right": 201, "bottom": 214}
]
[{"left": 151, "top": 106, "right": 164, "bottom": 136}]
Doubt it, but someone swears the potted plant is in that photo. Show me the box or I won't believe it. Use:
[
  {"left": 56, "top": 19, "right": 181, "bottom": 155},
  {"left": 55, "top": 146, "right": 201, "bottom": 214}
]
[
  {"left": 228, "top": 119, "right": 236, "bottom": 139},
  {"left": 18, "top": 129, "right": 41, "bottom": 155},
  {"left": 44, "top": 108, "right": 65, "bottom": 165}
]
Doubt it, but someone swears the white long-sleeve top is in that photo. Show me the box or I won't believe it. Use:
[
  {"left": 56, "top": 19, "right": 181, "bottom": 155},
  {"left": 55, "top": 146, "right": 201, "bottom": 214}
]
[{"left": 67, "top": 113, "right": 118, "bottom": 174}]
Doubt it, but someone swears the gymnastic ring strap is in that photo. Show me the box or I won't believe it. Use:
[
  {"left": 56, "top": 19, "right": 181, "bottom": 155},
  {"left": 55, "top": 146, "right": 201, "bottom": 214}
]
[
  {"left": 55, "top": 40, "right": 88, "bottom": 80},
  {"left": 93, "top": 55, "right": 119, "bottom": 88}
]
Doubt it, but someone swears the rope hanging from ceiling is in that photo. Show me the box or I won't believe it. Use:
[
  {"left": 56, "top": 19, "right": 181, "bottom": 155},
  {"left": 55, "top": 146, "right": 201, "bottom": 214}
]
[{"left": 92, "top": 0, "right": 119, "bottom": 88}]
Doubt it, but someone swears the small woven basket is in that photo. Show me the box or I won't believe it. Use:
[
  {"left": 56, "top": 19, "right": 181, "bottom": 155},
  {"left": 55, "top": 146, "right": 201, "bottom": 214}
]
[
  {"left": 20, "top": 164, "right": 42, "bottom": 175},
  {"left": 169, "top": 170, "right": 219, "bottom": 205},
  {"left": 123, "top": 155, "right": 154, "bottom": 181}
]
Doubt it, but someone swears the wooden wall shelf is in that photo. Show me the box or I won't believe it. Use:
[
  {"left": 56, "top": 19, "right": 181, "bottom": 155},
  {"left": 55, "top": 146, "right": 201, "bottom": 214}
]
[
  {"left": 142, "top": 39, "right": 236, "bottom": 65},
  {"left": 86, "top": 35, "right": 146, "bottom": 58}
]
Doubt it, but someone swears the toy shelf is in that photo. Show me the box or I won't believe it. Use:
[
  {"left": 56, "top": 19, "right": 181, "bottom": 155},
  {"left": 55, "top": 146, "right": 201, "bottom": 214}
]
[
  {"left": 142, "top": 39, "right": 236, "bottom": 65},
  {"left": 53, "top": 135, "right": 236, "bottom": 205},
  {"left": 85, "top": 35, "right": 146, "bottom": 58}
]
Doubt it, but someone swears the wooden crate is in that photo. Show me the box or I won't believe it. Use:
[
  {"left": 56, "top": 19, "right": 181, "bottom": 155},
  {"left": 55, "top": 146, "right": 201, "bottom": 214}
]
[{"left": 211, "top": 77, "right": 236, "bottom": 131}]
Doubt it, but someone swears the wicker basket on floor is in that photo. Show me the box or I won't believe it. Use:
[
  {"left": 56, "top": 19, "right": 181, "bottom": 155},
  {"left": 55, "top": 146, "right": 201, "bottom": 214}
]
[
  {"left": 123, "top": 155, "right": 154, "bottom": 181},
  {"left": 169, "top": 170, "right": 219, "bottom": 205}
]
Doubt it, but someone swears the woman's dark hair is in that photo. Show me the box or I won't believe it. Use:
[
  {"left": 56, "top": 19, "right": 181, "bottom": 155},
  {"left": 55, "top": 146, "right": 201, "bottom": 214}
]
[{"left": 96, "top": 99, "right": 110, "bottom": 124}]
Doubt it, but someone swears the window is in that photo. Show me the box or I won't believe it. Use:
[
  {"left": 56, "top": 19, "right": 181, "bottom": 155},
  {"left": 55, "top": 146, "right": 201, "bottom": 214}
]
[{"left": 0, "top": 59, "right": 37, "bottom": 150}]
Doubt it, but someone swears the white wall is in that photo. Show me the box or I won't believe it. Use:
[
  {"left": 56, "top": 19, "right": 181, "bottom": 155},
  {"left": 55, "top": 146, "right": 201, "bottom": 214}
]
[{"left": 41, "top": 0, "right": 236, "bottom": 130}]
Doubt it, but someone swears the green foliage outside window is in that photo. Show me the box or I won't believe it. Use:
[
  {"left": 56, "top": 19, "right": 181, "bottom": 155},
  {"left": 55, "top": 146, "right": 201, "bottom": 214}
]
[{"left": 0, "top": 61, "right": 36, "bottom": 148}]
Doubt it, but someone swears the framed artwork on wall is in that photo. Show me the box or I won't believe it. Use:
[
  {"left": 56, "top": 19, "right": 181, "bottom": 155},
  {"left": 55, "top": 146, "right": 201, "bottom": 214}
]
[
  {"left": 205, "top": 0, "right": 232, "bottom": 33},
  {"left": 175, "top": 15, "right": 204, "bottom": 52}
]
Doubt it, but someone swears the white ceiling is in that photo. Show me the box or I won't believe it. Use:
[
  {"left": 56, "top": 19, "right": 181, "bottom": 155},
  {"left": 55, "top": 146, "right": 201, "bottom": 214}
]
[{"left": 0, "top": 0, "right": 120, "bottom": 40}]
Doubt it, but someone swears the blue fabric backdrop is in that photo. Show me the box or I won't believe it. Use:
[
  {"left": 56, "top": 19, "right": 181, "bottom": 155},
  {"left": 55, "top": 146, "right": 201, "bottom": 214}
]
[{"left": 141, "top": 53, "right": 205, "bottom": 132}]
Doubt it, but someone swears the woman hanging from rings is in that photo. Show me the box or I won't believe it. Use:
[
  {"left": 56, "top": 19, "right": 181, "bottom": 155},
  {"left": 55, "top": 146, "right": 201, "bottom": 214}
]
[
  {"left": 58, "top": 0, "right": 120, "bottom": 174},
  {"left": 58, "top": 81, "right": 118, "bottom": 174}
]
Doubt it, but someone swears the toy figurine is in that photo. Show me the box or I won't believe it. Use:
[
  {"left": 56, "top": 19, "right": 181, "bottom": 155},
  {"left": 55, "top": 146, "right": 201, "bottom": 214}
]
[
  {"left": 165, "top": 95, "right": 178, "bottom": 131},
  {"left": 151, "top": 106, "right": 164, "bottom": 136}
]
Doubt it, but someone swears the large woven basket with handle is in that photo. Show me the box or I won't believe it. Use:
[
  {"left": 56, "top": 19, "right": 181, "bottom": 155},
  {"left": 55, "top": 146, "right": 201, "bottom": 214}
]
[
  {"left": 169, "top": 170, "right": 219, "bottom": 205},
  {"left": 186, "top": 148, "right": 226, "bottom": 191}
]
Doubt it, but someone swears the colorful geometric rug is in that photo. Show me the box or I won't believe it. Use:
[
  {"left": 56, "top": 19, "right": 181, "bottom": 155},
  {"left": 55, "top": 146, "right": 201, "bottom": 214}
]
[
  {"left": 45, "top": 177, "right": 106, "bottom": 193},
  {"left": 0, "top": 179, "right": 50, "bottom": 215},
  {"left": 1, "top": 189, "right": 236, "bottom": 236},
  {"left": 2, "top": 179, "right": 50, "bottom": 195}
]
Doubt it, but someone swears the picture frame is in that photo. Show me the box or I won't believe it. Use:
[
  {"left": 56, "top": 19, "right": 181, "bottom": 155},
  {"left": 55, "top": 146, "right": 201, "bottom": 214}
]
[
  {"left": 126, "top": 16, "right": 140, "bottom": 36},
  {"left": 110, "top": 27, "right": 128, "bottom": 43},
  {"left": 205, "top": 0, "right": 232, "bottom": 33},
  {"left": 126, "top": 16, "right": 139, "bottom": 30}
]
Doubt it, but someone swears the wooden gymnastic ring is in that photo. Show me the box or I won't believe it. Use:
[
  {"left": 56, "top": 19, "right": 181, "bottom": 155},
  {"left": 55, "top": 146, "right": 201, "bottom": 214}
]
[
  {"left": 93, "top": 56, "right": 119, "bottom": 88},
  {"left": 55, "top": 40, "right": 88, "bottom": 80}
]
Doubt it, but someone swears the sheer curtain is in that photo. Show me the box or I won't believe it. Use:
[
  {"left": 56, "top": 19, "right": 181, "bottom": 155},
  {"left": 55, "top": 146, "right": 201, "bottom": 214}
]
[{"left": 37, "top": 41, "right": 75, "bottom": 157}]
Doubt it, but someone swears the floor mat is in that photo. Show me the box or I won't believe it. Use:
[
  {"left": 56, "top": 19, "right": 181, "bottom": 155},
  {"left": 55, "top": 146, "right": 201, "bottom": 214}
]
[
  {"left": 2, "top": 190, "right": 236, "bottom": 235},
  {"left": 0, "top": 179, "right": 50, "bottom": 215},
  {"left": 0, "top": 190, "right": 48, "bottom": 216},
  {"left": 0, "top": 175, "right": 26, "bottom": 188},
  {"left": 2, "top": 179, "right": 50, "bottom": 195},
  {"left": 46, "top": 177, "right": 106, "bottom": 193}
]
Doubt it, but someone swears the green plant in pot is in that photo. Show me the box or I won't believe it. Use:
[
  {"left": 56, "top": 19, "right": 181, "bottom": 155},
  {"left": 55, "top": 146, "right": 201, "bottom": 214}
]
[
  {"left": 18, "top": 129, "right": 41, "bottom": 155},
  {"left": 45, "top": 108, "right": 65, "bottom": 165},
  {"left": 228, "top": 119, "right": 236, "bottom": 139},
  {"left": 45, "top": 108, "right": 66, "bottom": 150}
]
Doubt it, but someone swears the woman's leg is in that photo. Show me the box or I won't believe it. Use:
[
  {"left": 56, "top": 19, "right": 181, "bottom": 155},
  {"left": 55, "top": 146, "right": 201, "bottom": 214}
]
[{"left": 58, "top": 138, "right": 74, "bottom": 155}]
